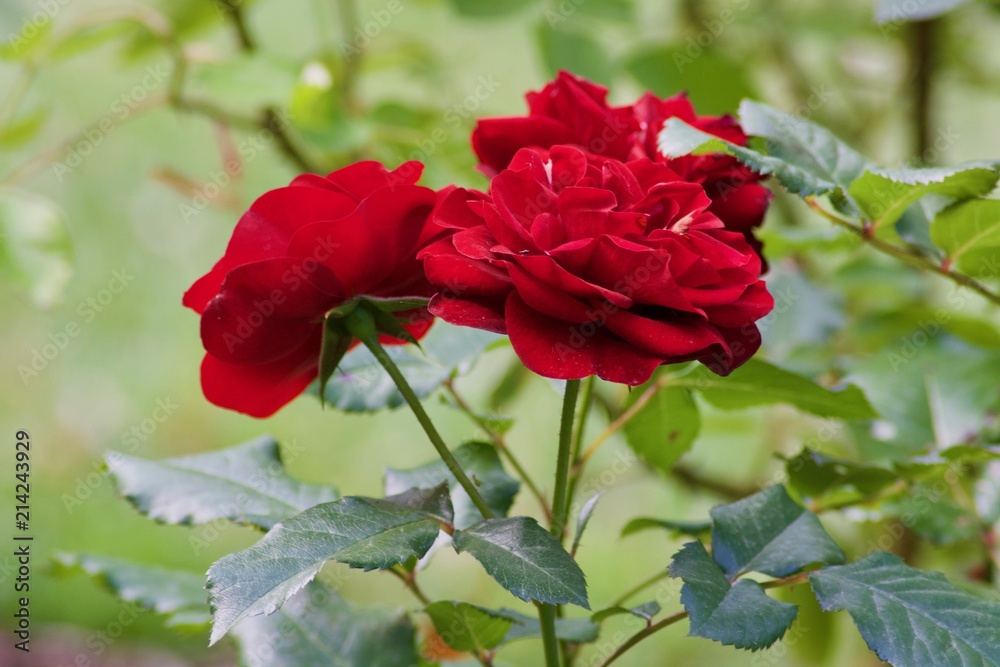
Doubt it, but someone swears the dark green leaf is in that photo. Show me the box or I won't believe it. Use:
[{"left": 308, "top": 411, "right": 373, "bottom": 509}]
[
  {"left": 232, "top": 580, "right": 421, "bottom": 667},
  {"left": 621, "top": 518, "right": 712, "bottom": 539},
  {"left": 810, "top": 551, "right": 1000, "bottom": 666},
  {"left": 710, "top": 486, "right": 846, "bottom": 578},
  {"left": 51, "top": 553, "right": 209, "bottom": 627},
  {"left": 623, "top": 384, "right": 700, "bottom": 474},
  {"left": 0, "top": 189, "right": 73, "bottom": 308},
  {"left": 107, "top": 436, "right": 338, "bottom": 530},
  {"left": 848, "top": 162, "right": 999, "bottom": 230},
  {"left": 680, "top": 360, "right": 877, "bottom": 420},
  {"left": 497, "top": 609, "right": 600, "bottom": 643},
  {"left": 316, "top": 322, "right": 501, "bottom": 411},
  {"left": 207, "top": 485, "right": 451, "bottom": 644},
  {"left": 783, "top": 448, "right": 899, "bottom": 499},
  {"left": 670, "top": 541, "right": 798, "bottom": 650},
  {"left": 424, "top": 601, "right": 514, "bottom": 652},
  {"left": 386, "top": 441, "right": 519, "bottom": 530},
  {"left": 453, "top": 517, "right": 590, "bottom": 609},
  {"left": 536, "top": 22, "right": 614, "bottom": 86}
]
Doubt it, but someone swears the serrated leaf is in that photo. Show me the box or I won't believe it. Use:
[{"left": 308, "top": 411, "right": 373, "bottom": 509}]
[
  {"left": 679, "top": 359, "right": 877, "bottom": 420},
  {"left": 848, "top": 162, "right": 999, "bottom": 230},
  {"left": 536, "top": 22, "right": 613, "bottom": 86},
  {"left": 497, "top": 609, "right": 600, "bottom": 643},
  {"left": 875, "top": 0, "right": 973, "bottom": 24},
  {"left": 107, "top": 436, "right": 338, "bottom": 530},
  {"left": 783, "top": 448, "right": 900, "bottom": 499},
  {"left": 207, "top": 485, "right": 451, "bottom": 644},
  {"left": 386, "top": 441, "right": 519, "bottom": 530},
  {"left": 623, "top": 384, "right": 700, "bottom": 474},
  {"left": 810, "top": 551, "right": 1000, "bottom": 666},
  {"left": 452, "top": 517, "right": 590, "bottom": 609},
  {"left": 571, "top": 493, "right": 601, "bottom": 556},
  {"left": 232, "top": 580, "right": 420, "bottom": 667},
  {"left": 931, "top": 199, "right": 1000, "bottom": 272},
  {"left": 710, "top": 486, "right": 846, "bottom": 578},
  {"left": 0, "top": 189, "right": 73, "bottom": 308},
  {"left": 424, "top": 601, "right": 514, "bottom": 652},
  {"left": 316, "top": 322, "right": 501, "bottom": 411},
  {"left": 51, "top": 553, "right": 209, "bottom": 627},
  {"left": 670, "top": 541, "right": 798, "bottom": 650},
  {"left": 659, "top": 101, "right": 870, "bottom": 201},
  {"left": 621, "top": 518, "right": 712, "bottom": 538}
]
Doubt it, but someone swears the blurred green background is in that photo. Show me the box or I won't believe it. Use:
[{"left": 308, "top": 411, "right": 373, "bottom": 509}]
[{"left": 2, "top": 0, "right": 1000, "bottom": 665}]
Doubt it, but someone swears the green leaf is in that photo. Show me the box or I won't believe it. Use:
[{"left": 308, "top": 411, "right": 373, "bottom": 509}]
[
  {"left": 0, "top": 16, "right": 51, "bottom": 60},
  {"left": 659, "top": 101, "right": 871, "bottom": 201},
  {"left": 783, "top": 449, "right": 899, "bottom": 499},
  {"left": 571, "top": 492, "right": 601, "bottom": 556},
  {"left": 0, "top": 108, "right": 47, "bottom": 148},
  {"left": 0, "top": 189, "right": 73, "bottom": 308},
  {"left": 232, "top": 580, "right": 421, "bottom": 667},
  {"left": 424, "top": 601, "right": 514, "bottom": 652},
  {"left": 107, "top": 436, "right": 338, "bottom": 531},
  {"left": 385, "top": 441, "right": 519, "bottom": 530},
  {"left": 848, "top": 162, "right": 999, "bottom": 230},
  {"left": 51, "top": 553, "right": 209, "bottom": 627},
  {"left": 452, "top": 517, "right": 590, "bottom": 609},
  {"left": 623, "top": 384, "right": 700, "bottom": 474},
  {"left": 207, "top": 485, "right": 451, "bottom": 644},
  {"left": 625, "top": 46, "right": 755, "bottom": 115},
  {"left": 931, "top": 199, "right": 1000, "bottom": 272},
  {"left": 810, "top": 551, "right": 1000, "bottom": 666},
  {"left": 496, "top": 609, "right": 600, "bottom": 643},
  {"left": 710, "top": 486, "right": 846, "bottom": 578},
  {"left": 669, "top": 541, "right": 798, "bottom": 650},
  {"left": 316, "top": 322, "right": 501, "bottom": 411},
  {"left": 621, "top": 518, "right": 712, "bottom": 539},
  {"left": 679, "top": 359, "right": 877, "bottom": 420},
  {"left": 592, "top": 601, "right": 661, "bottom": 624},
  {"left": 875, "top": 0, "right": 973, "bottom": 24},
  {"left": 448, "top": 0, "right": 531, "bottom": 17},
  {"left": 536, "top": 22, "right": 614, "bottom": 86}
]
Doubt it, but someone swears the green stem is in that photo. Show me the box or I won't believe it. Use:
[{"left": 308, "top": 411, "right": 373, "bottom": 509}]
[
  {"left": 345, "top": 309, "right": 495, "bottom": 520},
  {"left": 550, "top": 379, "right": 581, "bottom": 538},
  {"left": 609, "top": 570, "right": 670, "bottom": 608},
  {"left": 537, "top": 603, "right": 561, "bottom": 667},
  {"left": 598, "top": 611, "right": 688, "bottom": 667}
]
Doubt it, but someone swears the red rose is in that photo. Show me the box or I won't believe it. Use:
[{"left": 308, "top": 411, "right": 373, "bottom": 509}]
[
  {"left": 471, "top": 72, "right": 772, "bottom": 261},
  {"left": 183, "top": 161, "right": 439, "bottom": 418},
  {"left": 420, "top": 145, "right": 773, "bottom": 385}
]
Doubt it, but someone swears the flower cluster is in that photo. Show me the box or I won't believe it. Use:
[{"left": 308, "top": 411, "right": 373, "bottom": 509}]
[{"left": 185, "top": 71, "right": 774, "bottom": 417}]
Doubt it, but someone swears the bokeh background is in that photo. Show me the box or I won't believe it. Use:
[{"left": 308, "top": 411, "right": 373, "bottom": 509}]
[{"left": 3, "top": 0, "right": 1000, "bottom": 665}]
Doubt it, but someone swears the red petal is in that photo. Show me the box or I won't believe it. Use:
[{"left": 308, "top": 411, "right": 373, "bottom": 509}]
[
  {"left": 473, "top": 117, "right": 577, "bottom": 175},
  {"left": 428, "top": 294, "right": 508, "bottom": 333}
]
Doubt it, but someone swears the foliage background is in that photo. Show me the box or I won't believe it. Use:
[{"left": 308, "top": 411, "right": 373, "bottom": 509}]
[{"left": 2, "top": 0, "right": 1000, "bottom": 664}]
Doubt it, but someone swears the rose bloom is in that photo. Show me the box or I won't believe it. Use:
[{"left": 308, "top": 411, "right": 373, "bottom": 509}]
[
  {"left": 420, "top": 145, "right": 773, "bottom": 385},
  {"left": 184, "top": 161, "right": 438, "bottom": 418},
  {"left": 472, "top": 71, "right": 772, "bottom": 261}
]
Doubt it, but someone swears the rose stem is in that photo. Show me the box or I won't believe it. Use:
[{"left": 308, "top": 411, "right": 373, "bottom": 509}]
[{"left": 344, "top": 307, "right": 495, "bottom": 520}]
